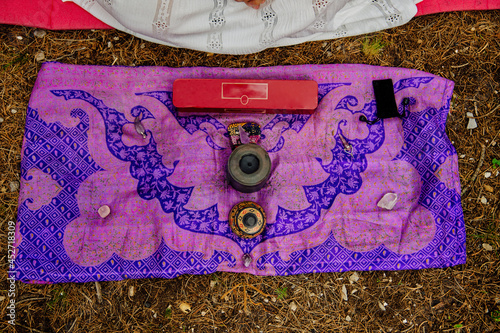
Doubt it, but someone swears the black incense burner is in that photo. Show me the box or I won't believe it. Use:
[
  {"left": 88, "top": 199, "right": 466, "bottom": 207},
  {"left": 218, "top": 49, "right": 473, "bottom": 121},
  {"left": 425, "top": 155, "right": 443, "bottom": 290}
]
[{"left": 228, "top": 144, "right": 271, "bottom": 193}]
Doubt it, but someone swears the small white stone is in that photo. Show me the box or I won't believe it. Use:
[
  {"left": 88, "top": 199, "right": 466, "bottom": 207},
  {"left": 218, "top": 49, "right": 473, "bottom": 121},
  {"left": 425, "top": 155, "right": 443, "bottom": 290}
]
[
  {"left": 482, "top": 243, "right": 493, "bottom": 251},
  {"left": 480, "top": 196, "right": 488, "bottom": 204},
  {"left": 98, "top": 205, "right": 111, "bottom": 218},
  {"left": 201, "top": 311, "right": 206, "bottom": 317},
  {"left": 113, "top": 37, "right": 119, "bottom": 41},
  {"left": 459, "top": 154, "right": 466, "bottom": 158},
  {"left": 378, "top": 301, "right": 386, "bottom": 311},
  {"left": 9, "top": 181, "right": 19, "bottom": 192},
  {"left": 0, "top": 117, "right": 3, "bottom": 123},
  {"left": 11, "top": 109, "right": 17, "bottom": 114},
  {"left": 210, "top": 280, "right": 217, "bottom": 288},
  {"left": 128, "top": 285, "right": 135, "bottom": 297},
  {"left": 484, "top": 172, "right": 491, "bottom": 178},
  {"left": 346, "top": 315, "right": 352, "bottom": 322},
  {"left": 377, "top": 193, "right": 398, "bottom": 210},
  {"left": 108, "top": 41, "right": 113, "bottom": 48},
  {"left": 16, "top": 36, "right": 23, "bottom": 40},
  {"left": 403, "top": 319, "right": 408, "bottom": 324},
  {"left": 289, "top": 301, "right": 297, "bottom": 311},
  {"left": 35, "top": 51, "right": 45, "bottom": 62},
  {"left": 140, "top": 43, "right": 146, "bottom": 49},
  {"left": 34, "top": 29, "right": 47, "bottom": 38}
]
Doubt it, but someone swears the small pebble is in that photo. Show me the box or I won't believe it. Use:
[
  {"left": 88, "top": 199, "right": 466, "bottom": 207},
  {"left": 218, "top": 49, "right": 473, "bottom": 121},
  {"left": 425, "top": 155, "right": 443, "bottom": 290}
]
[
  {"left": 33, "top": 29, "right": 47, "bottom": 38},
  {"left": 0, "top": 117, "right": 4, "bottom": 123},
  {"left": 482, "top": 243, "right": 493, "bottom": 251},
  {"left": 11, "top": 109, "right": 17, "bottom": 114},
  {"left": 459, "top": 154, "right": 466, "bottom": 158},
  {"left": 140, "top": 43, "right": 146, "bottom": 49},
  {"left": 480, "top": 196, "right": 487, "bottom": 204},
  {"left": 16, "top": 36, "right": 23, "bottom": 40},
  {"left": 98, "top": 205, "right": 111, "bottom": 218},
  {"left": 9, "top": 181, "right": 19, "bottom": 192},
  {"left": 289, "top": 301, "right": 297, "bottom": 311},
  {"left": 484, "top": 172, "right": 491, "bottom": 178},
  {"left": 113, "top": 37, "right": 119, "bottom": 41},
  {"left": 346, "top": 315, "right": 352, "bottom": 322},
  {"left": 108, "top": 41, "right": 113, "bottom": 48},
  {"left": 35, "top": 51, "right": 45, "bottom": 62}
]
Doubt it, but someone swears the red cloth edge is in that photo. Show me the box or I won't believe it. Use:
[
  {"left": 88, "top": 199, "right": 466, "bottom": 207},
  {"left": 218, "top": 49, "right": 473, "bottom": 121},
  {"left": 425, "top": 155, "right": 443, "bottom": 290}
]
[
  {"left": 0, "top": 0, "right": 111, "bottom": 30},
  {"left": 416, "top": 0, "right": 500, "bottom": 16}
]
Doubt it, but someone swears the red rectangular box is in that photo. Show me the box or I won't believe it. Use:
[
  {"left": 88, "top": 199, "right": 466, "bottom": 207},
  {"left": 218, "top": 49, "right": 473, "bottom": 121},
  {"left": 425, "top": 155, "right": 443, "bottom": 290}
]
[{"left": 173, "top": 79, "right": 318, "bottom": 114}]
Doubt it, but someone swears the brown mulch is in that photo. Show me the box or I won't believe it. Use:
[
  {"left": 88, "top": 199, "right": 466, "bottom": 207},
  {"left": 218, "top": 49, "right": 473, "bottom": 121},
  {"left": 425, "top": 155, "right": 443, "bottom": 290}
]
[{"left": 1, "top": 9, "right": 499, "bottom": 333}]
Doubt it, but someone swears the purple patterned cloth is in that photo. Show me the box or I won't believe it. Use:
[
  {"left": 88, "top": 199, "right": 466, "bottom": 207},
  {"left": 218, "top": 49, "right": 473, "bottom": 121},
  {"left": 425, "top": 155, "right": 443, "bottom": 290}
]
[{"left": 15, "top": 62, "right": 465, "bottom": 283}]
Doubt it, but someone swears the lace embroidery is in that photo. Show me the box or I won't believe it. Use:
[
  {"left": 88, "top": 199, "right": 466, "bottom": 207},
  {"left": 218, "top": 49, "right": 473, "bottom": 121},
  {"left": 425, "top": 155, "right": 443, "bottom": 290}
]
[
  {"left": 371, "top": 0, "right": 402, "bottom": 25},
  {"left": 259, "top": 4, "right": 277, "bottom": 46},
  {"left": 153, "top": 0, "right": 175, "bottom": 37},
  {"left": 311, "top": 0, "right": 333, "bottom": 31},
  {"left": 332, "top": 25, "right": 348, "bottom": 38},
  {"left": 207, "top": 0, "right": 227, "bottom": 51},
  {"left": 312, "top": 0, "right": 330, "bottom": 16},
  {"left": 80, "top": 0, "right": 96, "bottom": 10}
]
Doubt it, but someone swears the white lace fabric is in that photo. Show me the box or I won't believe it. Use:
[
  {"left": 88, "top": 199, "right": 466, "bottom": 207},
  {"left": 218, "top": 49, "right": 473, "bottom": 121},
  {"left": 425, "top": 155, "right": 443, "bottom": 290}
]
[{"left": 68, "top": 0, "right": 419, "bottom": 54}]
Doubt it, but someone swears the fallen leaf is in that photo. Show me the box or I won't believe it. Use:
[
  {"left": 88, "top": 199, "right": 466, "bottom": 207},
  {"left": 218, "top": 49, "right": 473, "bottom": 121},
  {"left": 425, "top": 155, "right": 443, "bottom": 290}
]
[
  {"left": 484, "top": 184, "right": 494, "bottom": 192},
  {"left": 349, "top": 272, "right": 359, "bottom": 284},
  {"left": 95, "top": 281, "right": 102, "bottom": 303},
  {"left": 341, "top": 284, "right": 348, "bottom": 301},
  {"left": 179, "top": 302, "right": 191, "bottom": 313},
  {"left": 482, "top": 243, "right": 493, "bottom": 251}
]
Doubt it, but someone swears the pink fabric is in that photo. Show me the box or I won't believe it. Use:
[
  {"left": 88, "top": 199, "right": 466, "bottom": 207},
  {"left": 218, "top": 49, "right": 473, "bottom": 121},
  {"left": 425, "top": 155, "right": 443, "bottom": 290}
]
[
  {"left": 416, "top": 0, "right": 500, "bottom": 16},
  {"left": 0, "top": 0, "right": 110, "bottom": 30}
]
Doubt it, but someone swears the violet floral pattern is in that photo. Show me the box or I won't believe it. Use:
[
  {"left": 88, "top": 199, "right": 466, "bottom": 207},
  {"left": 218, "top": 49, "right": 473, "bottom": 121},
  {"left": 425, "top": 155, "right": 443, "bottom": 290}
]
[{"left": 14, "top": 63, "right": 466, "bottom": 283}]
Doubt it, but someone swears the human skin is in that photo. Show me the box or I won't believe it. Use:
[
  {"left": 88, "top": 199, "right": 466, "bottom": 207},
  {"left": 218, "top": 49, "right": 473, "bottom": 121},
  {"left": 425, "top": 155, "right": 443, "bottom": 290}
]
[{"left": 235, "top": 0, "right": 266, "bottom": 9}]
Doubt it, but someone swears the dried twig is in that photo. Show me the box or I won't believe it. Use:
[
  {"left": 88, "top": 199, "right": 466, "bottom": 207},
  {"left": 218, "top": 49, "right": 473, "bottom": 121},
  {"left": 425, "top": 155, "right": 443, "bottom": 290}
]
[{"left": 461, "top": 142, "right": 486, "bottom": 196}]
